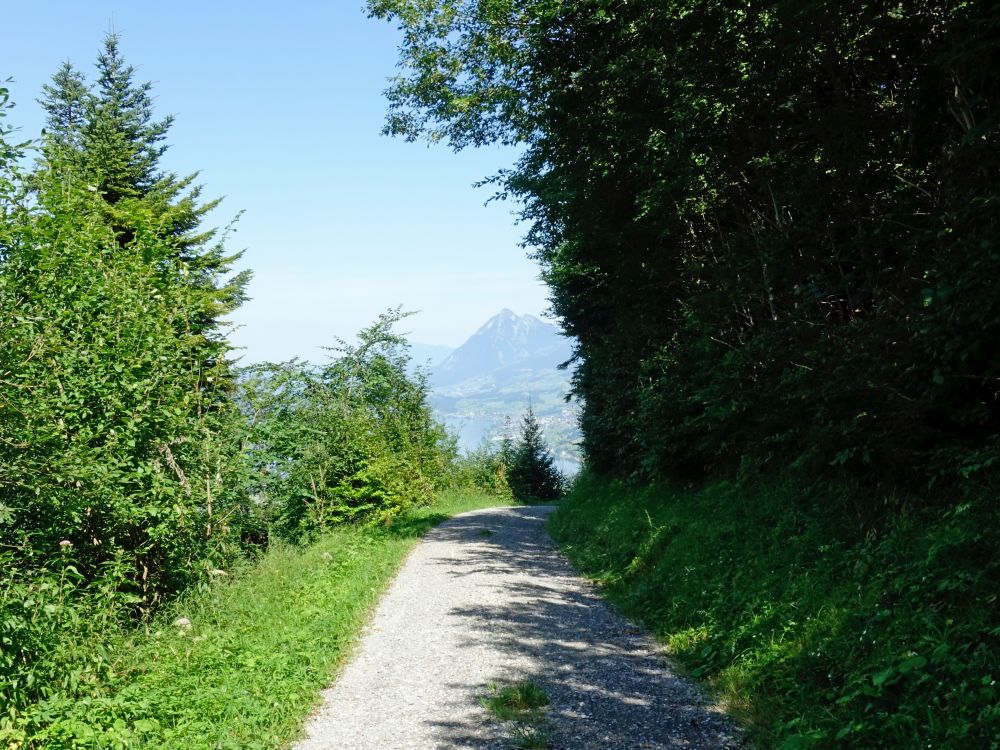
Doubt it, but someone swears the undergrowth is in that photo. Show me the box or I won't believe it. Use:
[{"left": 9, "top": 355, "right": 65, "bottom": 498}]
[
  {"left": 548, "top": 472, "right": 1000, "bottom": 749},
  {"left": 0, "top": 490, "right": 505, "bottom": 749}
]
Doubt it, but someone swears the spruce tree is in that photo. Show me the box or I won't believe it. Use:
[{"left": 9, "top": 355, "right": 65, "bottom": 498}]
[
  {"left": 81, "top": 32, "right": 171, "bottom": 203},
  {"left": 509, "top": 406, "right": 563, "bottom": 502},
  {"left": 4, "top": 39, "right": 253, "bottom": 603},
  {"left": 38, "top": 61, "right": 89, "bottom": 154},
  {"left": 37, "top": 34, "right": 250, "bottom": 359}
]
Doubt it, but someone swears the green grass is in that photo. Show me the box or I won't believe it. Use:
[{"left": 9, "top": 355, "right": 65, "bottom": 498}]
[
  {"left": 4, "top": 490, "right": 507, "bottom": 749},
  {"left": 509, "top": 722, "right": 552, "bottom": 749},
  {"left": 480, "top": 681, "right": 552, "bottom": 749},
  {"left": 481, "top": 681, "right": 551, "bottom": 721},
  {"left": 548, "top": 472, "right": 1000, "bottom": 749}
]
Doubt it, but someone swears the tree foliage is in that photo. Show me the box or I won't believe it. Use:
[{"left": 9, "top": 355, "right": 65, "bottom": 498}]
[
  {"left": 1, "top": 40, "right": 253, "bottom": 719},
  {"left": 508, "top": 406, "right": 563, "bottom": 502},
  {"left": 0, "top": 35, "right": 464, "bottom": 740},
  {"left": 240, "top": 310, "right": 454, "bottom": 535},
  {"left": 371, "top": 0, "right": 1000, "bottom": 493}
]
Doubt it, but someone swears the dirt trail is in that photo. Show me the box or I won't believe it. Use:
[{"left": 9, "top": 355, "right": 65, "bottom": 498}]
[{"left": 293, "top": 505, "right": 741, "bottom": 749}]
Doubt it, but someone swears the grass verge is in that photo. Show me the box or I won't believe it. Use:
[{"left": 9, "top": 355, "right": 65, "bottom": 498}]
[
  {"left": 2, "top": 490, "right": 508, "bottom": 749},
  {"left": 547, "top": 472, "right": 999, "bottom": 749}
]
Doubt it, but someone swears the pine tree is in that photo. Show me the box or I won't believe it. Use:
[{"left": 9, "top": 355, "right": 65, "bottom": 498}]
[
  {"left": 81, "top": 33, "right": 172, "bottom": 203},
  {"left": 509, "top": 406, "right": 563, "bottom": 502},
  {"left": 37, "top": 34, "right": 250, "bottom": 355},
  {"left": 38, "top": 62, "right": 89, "bottom": 154}
]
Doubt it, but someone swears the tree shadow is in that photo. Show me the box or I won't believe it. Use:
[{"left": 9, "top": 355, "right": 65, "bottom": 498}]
[{"left": 418, "top": 506, "right": 744, "bottom": 749}]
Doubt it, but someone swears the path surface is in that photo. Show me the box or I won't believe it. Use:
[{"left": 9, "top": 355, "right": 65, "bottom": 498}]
[{"left": 293, "top": 505, "right": 742, "bottom": 749}]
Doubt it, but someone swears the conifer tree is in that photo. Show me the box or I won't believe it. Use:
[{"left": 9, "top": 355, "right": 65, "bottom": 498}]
[
  {"left": 81, "top": 33, "right": 171, "bottom": 203},
  {"left": 38, "top": 62, "right": 89, "bottom": 154},
  {"left": 2, "top": 40, "right": 253, "bottom": 607},
  {"left": 37, "top": 34, "right": 250, "bottom": 361},
  {"left": 509, "top": 406, "right": 563, "bottom": 502}
]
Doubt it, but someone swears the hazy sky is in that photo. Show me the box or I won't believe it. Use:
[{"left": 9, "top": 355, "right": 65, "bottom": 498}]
[{"left": 3, "top": 2, "right": 550, "bottom": 361}]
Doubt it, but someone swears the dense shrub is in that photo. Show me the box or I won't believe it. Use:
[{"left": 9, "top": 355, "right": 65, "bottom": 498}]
[
  {"left": 1, "top": 42, "right": 465, "bottom": 739},
  {"left": 240, "top": 310, "right": 455, "bottom": 536},
  {"left": 446, "top": 437, "right": 515, "bottom": 501}
]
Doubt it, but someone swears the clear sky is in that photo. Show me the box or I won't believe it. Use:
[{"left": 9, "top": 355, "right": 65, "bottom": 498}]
[{"left": 3, "top": 1, "right": 550, "bottom": 362}]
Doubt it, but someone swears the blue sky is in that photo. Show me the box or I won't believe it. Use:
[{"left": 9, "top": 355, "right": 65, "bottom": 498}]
[{"left": 3, "top": 2, "right": 549, "bottom": 361}]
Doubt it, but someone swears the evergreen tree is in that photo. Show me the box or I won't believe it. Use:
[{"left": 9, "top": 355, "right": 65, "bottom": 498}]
[
  {"left": 38, "top": 62, "right": 89, "bottom": 154},
  {"left": 37, "top": 35, "right": 250, "bottom": 366},
  {"left": 2, "top": 40, "right": 253, "bottom": 608},
  {"left": 509, "top": 406, "right": 563, "bottom": 502},
  {"left": 81, "top": 32, "right": 171, "bottom": 203}
]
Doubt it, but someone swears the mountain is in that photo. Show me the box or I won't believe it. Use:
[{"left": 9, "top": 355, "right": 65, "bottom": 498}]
[
  {"left": 428, "top": 310, "right": 580, "bottom": 472},
  {"left": 431, "top": 309, "right": 572, "bottom": 388}
]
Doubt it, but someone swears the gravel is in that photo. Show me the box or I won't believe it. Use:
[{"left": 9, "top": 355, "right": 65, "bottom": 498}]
[{"left": 292, "top": 505, "right": 743, "bottom": 749}]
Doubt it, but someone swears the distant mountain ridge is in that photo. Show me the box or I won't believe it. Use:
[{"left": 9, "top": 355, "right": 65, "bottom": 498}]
[
  {"left": 427, "top": 309, "right": 580, "bottom": 471},
  {"left": 431, "top": 309, "right": 572, "bottom": 389}
]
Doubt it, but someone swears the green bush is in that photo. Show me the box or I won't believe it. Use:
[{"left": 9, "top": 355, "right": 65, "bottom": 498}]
[
  {"left": 446, "top": 436, "right": 514, "bottom": 501},
  {"left": 239, "top": 310, "right": 454, "bottom": 536},
  {"left": 1, "top": 39, "right": 250, "bottom": 731}
]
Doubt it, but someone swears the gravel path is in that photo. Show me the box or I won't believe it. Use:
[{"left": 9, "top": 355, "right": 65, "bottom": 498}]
[{"left": 293, "top": 505, "right": 742, "bottom": 749}]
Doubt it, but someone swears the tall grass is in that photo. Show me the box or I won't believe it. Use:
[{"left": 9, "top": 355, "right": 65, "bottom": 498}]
[
  {"left": 548, "top": 473, "right": 999, "bottom": 748},
  {"left": 1, "top": 491, "right": 506, "bottom": 749}
]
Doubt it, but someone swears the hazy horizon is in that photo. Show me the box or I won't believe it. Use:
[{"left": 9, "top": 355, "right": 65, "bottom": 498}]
[{"left": 4, "top": 3, "right": 551, "bottom": 362}]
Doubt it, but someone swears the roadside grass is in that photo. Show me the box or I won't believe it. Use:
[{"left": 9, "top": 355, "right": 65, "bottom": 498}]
[
  {"left": 548, "top": 472, "right": 1000, "bottom": 749},
  {"left": 3, "top": 490, "right": 507, "bottom": 750},
  {"left": 480, "top": 680, "right": 552, "bottom": 749}
]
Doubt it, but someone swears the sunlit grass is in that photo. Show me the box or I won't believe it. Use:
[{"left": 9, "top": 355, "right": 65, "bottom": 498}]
[
  {"left": 7, "top": 490, "right": 506, "bottom": 749},
  {"left": 549, "top": 472, "right": 1000, "bottom": 749}
]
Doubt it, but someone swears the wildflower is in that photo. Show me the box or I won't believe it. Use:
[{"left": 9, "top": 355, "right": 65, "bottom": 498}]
[
  {"left": 173, "top": 617, "right": 192, "bottom": 631},
  {"left": 59, "top": 540, "right": 72, "bottom": 549}
]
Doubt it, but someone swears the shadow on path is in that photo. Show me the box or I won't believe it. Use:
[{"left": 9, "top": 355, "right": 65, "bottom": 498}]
[{"left": 422, "top": 506, "right": 742, "bottom": 750}]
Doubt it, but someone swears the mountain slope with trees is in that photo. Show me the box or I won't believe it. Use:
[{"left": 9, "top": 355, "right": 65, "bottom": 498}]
[{"left": 427, "top": 309, "right": 578, "bottom": 466}]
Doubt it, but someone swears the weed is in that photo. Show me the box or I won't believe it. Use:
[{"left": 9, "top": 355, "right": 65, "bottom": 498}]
[
  {"left": 481, "top": 681, "right": 551, "bottom": 721},
  {"left": 510, "top": 722, "right": 552, "bottom": 749},
  {"left": 481, "top": 680, "right": 553, "bottom": 748},
  {"left": 478, "top": 528, "right": 495, "bottom": 538}
]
